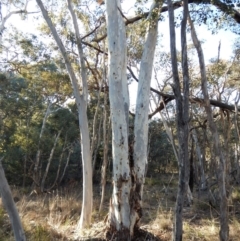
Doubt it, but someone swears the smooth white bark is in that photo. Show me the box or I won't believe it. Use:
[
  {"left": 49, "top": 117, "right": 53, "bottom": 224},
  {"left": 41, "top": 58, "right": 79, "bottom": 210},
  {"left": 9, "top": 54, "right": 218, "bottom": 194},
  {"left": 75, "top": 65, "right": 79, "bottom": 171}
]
[
  {"left": 106, "top": 0, "right": 161, "bottom": 237},
  {"left": 134, "top": 12, "right": 158, "bottom": 182},
  {"left": 36, "top": 0, "right": 92, "bottom": 229},
  {"left": 106, "top": 0, "right": 131, "bottom": 233},
  {"left": 132, "top": 2, "right": 159, "bottom": 227},
  {"left": 66, "top": 0, "right": 93, "bottom": 229}
]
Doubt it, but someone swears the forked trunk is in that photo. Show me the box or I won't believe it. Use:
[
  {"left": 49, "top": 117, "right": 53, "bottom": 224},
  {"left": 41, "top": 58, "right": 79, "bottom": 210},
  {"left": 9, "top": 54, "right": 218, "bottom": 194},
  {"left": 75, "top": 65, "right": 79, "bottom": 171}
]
[{"left": 106, "top": 0, "right": 160, "bottom": 239}]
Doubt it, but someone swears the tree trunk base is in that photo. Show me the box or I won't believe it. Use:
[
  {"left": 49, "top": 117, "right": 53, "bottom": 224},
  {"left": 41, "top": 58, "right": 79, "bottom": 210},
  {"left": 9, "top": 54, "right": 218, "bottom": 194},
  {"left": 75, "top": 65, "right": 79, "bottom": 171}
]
[
  {"left": 105, "top": 226, "right": 130, "bottom": 241},
  {"left": 105, "top": 226, "right": 161, "bottom": 241}
]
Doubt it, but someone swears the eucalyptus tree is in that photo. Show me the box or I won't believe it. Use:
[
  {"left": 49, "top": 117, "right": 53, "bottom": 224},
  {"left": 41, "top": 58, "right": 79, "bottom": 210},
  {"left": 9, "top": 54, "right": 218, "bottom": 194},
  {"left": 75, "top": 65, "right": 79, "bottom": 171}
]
[
  {"left": 105, "top": 0, "right": 161, "bottom": 239},
  {"left": 35, "top": 0, "right": 93, "bottom": 229}
]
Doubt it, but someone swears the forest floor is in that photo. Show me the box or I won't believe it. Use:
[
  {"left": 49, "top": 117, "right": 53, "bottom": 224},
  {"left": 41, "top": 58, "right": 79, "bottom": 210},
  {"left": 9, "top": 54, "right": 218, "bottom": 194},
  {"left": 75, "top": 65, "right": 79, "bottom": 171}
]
[{"left": 1, "top": 174, "right": 240, "bottom": 240}]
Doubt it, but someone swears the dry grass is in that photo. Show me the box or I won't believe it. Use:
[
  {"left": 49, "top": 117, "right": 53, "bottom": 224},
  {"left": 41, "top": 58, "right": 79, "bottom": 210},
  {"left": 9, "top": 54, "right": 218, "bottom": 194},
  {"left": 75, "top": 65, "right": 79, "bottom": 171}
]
[
  {"left": 1, "top": 176, "right": 240, "bottom": 240},
  {"left": 0, "top": 188, "right": 81, "bottom": 241}
]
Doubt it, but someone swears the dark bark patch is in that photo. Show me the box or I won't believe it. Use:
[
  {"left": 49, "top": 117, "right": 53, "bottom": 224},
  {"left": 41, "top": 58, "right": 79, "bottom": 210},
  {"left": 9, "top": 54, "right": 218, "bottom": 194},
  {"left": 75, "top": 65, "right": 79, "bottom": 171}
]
[
  {"left": 106, "top": 226, "right": 131, "bottom": 241},
  {"left": 129, "top": 182, "right": 143, "bottom": 224},
  {"left": 132, "top": 227, "right": 162, "bottom": 241},
  {"left": 105, "top": 227, "right": 161, "bottom": 241}
]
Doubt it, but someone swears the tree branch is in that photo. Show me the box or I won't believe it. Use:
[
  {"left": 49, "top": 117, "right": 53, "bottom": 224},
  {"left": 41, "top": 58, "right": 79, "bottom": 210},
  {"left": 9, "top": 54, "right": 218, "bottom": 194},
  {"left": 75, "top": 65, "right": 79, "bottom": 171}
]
[
  {"left": 127, "top": 66, "right": 240, "bottom": 118},
  {"left": 90, "top": 0, "right": 240, "bottom": 43}
]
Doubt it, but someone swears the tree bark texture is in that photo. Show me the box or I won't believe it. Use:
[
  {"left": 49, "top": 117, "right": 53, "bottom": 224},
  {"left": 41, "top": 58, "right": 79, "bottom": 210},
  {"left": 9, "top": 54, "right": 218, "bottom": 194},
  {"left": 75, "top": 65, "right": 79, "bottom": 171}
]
[
  {"left": 106, "top": 0, "right": 160, "bottom": 239},
  {"left": 106, "top": 0, "right": 131, "bottom": 239},
  {"left": 0, "top": 159, "right": 26, "bottom": 241},
  {"left": 168, "top": 0, "right": 190, "bottom": 240},
  {"left": 132, "top": 0, "right": 159, "bottom": 228},
  {"left": 188, "top": 14, "right": 229, "bottom": 241}
]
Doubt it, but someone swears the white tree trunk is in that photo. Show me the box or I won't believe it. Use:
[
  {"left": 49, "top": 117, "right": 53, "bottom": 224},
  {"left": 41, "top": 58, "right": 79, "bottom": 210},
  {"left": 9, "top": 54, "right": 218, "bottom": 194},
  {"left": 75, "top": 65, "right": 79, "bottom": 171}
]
[
  {"left": 36, "top": 0, "right": 92, "bottom": 229},
  {"left": 66, "top": 0, "right": 93, "bottom": 228},
  {"left": 132, "top": 2, "right": 159, "bottom": 227},
  {"left": 0, "top": 158, "right": 26, "bottom": 241},
  {"left": 106, "top": 0, "right": 131, "bottom": 238},
  {"left": 106, "top": 0, "right": 160, "bottom": 238}
]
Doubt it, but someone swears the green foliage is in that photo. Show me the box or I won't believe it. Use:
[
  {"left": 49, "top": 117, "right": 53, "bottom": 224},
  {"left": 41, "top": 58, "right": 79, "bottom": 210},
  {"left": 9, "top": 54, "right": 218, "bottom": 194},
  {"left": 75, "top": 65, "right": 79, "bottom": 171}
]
[
  {"left": 185, "top": 2, "right": 240, "bottom": 34},
  {"left": 0, "top": 67, "right": 80, "bottom": 187},
  {"left": 0, "top": 0, "right": 239, "bottom": 194}
]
